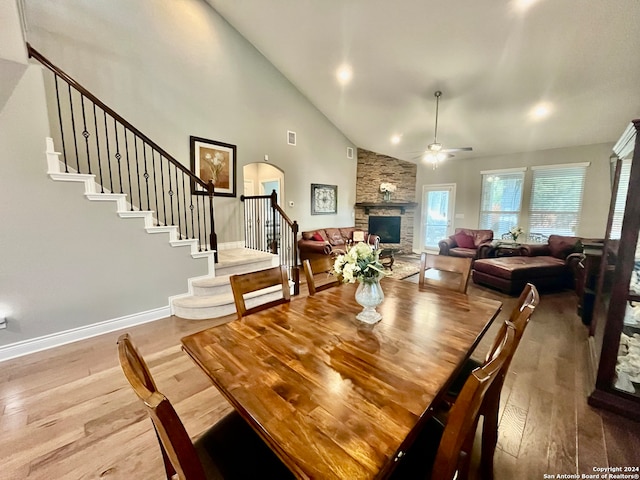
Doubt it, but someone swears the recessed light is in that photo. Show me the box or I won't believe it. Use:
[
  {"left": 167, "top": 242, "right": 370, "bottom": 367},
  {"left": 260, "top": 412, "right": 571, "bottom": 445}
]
[
  {"left": 336, "top": 65, "right": 352, "bottom": 85},
  {"left": 513, "top": 0, "right": 539, "bottom": 12},
  {"left": 391, "top": 135, "right": 401, "bottom": 145},
  {"left": 530, "top": 102, "right": 552, "bottom": 120}
]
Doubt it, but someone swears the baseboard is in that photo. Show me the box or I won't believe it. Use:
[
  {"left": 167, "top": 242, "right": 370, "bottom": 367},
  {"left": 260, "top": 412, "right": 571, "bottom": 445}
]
[{"left": 0, "top": 306, "right": 170, "bottom": 363}]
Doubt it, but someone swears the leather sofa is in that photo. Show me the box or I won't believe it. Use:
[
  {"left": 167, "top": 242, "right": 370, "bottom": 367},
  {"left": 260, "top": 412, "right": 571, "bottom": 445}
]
[
  {"left": 298, "top": 227, "right": 380, "bottom": 262},
  {"left": 438, "top": 228, "right": 494, "bottom": 260},
  {"left": 472, "top": 234, "right": 584, "bottom": 295}
]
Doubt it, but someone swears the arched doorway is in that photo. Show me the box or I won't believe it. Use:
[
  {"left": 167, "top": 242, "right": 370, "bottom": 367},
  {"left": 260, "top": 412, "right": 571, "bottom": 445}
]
[{"left": 242, "top": 162, "right": 285, "bottom": 205}]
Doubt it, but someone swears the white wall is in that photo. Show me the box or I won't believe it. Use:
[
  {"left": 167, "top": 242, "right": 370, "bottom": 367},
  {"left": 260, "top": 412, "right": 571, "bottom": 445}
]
[
  {"left": 413, "top": 142, "right": 614, "bottom": 251},
  {"left": 24, "top": 0, "right": 358, "bottom": 238}
]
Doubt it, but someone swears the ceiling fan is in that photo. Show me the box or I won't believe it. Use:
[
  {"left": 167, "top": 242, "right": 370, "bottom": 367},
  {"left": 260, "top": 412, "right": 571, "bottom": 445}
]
[{"left": 416, "top": 90, "right": 473, "bottom": 168}]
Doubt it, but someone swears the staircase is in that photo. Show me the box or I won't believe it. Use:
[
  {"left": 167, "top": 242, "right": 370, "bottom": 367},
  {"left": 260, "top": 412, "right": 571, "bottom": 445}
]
[
  {"left": 33, "top": 43, "right": 297, "bottom": 322},
  {"left": 171, "top": 248, "right": 281, "bottom": 320},
  {"left": 45, "top": 137, "right": 282, "bottom": 321}
]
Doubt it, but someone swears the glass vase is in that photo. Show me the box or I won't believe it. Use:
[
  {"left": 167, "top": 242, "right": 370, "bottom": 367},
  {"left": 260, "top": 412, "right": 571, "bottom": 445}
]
[{"left": 355, "top": 278, "right": 384, "bottom": 324}]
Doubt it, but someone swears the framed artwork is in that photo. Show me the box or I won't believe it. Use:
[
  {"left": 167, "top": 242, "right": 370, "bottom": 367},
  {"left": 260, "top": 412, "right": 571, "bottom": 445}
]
[
  {"left": 311, "top": 183, "right": 337, "bottom": 215},
  {"left": 190, "top": 136, "right": 236, "bottom": 197}
]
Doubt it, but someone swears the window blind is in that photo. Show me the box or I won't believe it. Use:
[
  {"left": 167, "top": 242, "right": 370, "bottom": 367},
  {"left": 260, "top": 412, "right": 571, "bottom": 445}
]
[
  {"left": 479, "top": 171, "right": 524, "bottom": 236},
  {"left": 610, "top": 158, "right": 632, "bottom": 240},
  {"left": 528, "top": 164, "right": 588, "bottom": 236}
]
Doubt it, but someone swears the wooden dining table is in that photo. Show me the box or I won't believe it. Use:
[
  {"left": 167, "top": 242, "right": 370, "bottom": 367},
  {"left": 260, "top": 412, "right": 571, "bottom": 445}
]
[{"left": 181, "top": 277, "right": 502, "bottom": 479}]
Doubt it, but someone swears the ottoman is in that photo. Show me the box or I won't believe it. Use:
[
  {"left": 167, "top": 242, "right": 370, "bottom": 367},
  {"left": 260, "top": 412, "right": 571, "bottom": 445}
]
[{"left": 472, "top": 256, "right": 572, "bottom": 295}]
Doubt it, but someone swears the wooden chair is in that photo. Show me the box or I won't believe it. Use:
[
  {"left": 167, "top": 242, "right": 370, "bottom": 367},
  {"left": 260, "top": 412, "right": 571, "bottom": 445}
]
[
  {"left": 117, "top": 333, "right": 293, "bottom": 480},
  {"left": 303, "top": 257, "right": 339, "bottom": 296},
  {"left": 419, "top": 252, "right": 473, "bottom": 293},
  {"left": 444, "top": 283, "right": 540, "bottom": 479},
  {"left": 390, "top": 324, "right": 517, "bottom": 480},
  {"left": 229, "top": 265, "right": 290, "bottom": 320}
]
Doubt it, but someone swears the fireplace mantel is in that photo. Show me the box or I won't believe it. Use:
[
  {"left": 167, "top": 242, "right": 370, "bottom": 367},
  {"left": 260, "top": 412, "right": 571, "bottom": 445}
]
[{"left": 355, "top": 202, "right": 418, "bottom": 215}]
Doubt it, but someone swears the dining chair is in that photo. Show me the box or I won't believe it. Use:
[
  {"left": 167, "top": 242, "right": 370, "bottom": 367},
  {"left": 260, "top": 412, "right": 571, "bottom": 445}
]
[
  {"left": 390, "top": 324, "right": 517, "bottom": 480},
  {"left": 229, "top": 265, "right": 290, "bottom": 320},
  {"left": 444, "top": 283, "right": 540, "bottom": 479},
  {"left": 117, "top": 333, "right": 294, "bottom": 480},
  {"left": 419, "top": 252, "right": 473, "bottom": 293},
  {"left": 303, "top": 257, "right": 339, "bottom": 296}
]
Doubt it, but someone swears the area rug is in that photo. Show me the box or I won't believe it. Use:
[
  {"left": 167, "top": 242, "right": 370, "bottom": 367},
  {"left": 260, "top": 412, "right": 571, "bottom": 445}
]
[{"left": 386, "top": 258, "right": 420, "bottom": 280}]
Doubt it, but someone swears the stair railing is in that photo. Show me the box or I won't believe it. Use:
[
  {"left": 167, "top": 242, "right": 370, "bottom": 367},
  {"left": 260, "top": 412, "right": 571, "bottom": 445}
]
[
  {"left": 241, "top": 191, "right": 300, "bottom": 294},
  {"left": 27, "top": 44, "right": 218, "bottom": 262}
]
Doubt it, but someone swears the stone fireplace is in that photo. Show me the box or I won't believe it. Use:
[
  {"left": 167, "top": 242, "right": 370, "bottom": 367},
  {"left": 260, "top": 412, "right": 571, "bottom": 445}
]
[{"left": 355, "top": 149, "right": 417, "bottom": 253}]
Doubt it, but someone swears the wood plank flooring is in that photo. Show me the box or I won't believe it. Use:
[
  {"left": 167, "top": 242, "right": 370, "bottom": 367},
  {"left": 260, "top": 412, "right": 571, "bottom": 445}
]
[{"left": 1, "top": 275, "right": 639, "bottom": 479}]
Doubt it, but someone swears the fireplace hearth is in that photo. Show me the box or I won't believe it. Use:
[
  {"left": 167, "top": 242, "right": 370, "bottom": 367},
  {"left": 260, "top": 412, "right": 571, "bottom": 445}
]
[{"left": 368, "top": 216, "right": 401, "bottom": 243}]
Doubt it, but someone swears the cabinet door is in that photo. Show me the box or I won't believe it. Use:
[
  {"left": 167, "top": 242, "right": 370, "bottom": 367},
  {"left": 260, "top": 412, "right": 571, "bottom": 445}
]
[{"left": 590, "top": 120, "right": 640, "bottom": 418}]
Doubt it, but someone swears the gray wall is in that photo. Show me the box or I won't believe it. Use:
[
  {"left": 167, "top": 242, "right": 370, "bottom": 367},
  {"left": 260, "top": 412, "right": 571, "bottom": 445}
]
[
  {"left": 1, "top": 0, "right": 357, "bottom": 348},
  {"left": 413, "top": 142, "right": 614, "bottom": 251},
  {"left": 24, "top": 0, "right": 358, "bottom": 236}
]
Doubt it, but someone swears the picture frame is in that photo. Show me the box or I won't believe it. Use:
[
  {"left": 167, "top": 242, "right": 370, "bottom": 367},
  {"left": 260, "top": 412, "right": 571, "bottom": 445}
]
[
  {"left": 311, "top": 183, "right": 337, "bottom": 215},
  {"left": 190, "top": 136, "right": 236, "bottom": 197}
]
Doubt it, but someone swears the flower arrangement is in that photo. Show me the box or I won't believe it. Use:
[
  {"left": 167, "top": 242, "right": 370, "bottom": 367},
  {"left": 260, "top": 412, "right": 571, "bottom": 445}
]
[
  {"left": 332, "top": 242, "right": 387, "bottom": 284},
  {"left": 379, "top": 182, "right": 397, "bottom": 193},
  {"left": 509, "top": 226, "right": 524, "bottom": 241}
]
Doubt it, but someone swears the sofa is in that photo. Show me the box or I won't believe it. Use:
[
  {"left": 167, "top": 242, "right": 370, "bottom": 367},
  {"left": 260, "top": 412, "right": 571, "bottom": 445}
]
[
  {"left": 298, "top": 227, "right": 380, "bottom": 262},
  {"left": 438, "top": 228, "right": 494, "bottom": 260},
  {"left": 472, "top": 234, "right": 584, "bottom": 295}
]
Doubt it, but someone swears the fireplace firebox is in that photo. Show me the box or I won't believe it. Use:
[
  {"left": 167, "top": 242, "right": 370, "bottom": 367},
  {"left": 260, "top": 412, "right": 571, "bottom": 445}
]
[{"left": 368, "top": 216, "right": 401, "bottom": 243}]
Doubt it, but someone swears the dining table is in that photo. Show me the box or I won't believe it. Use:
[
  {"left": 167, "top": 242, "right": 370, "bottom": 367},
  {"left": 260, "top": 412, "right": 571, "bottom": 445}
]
[{"left": 181, "top": 276, "right": 502, "bottom": 479}]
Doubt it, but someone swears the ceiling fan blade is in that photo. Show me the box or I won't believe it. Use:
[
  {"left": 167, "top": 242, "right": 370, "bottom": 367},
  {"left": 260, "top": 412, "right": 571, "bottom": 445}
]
[{"left": 441, "top": 147, "right": 473, "bottom": 153}]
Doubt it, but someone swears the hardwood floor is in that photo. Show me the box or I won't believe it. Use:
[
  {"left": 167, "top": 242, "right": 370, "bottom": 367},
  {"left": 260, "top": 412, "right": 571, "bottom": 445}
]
[{"left": 1, "top": 277, "right": 639, "bottom": 479}]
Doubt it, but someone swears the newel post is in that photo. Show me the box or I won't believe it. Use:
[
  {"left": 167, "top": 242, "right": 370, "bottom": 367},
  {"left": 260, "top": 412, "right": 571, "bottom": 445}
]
[
  {"left": 292, "top": 219, "right": 300, "bottom": 295},
  {"left": 270, "top": 190, "right": 278, "bottom": 254},
  {"left": 208, "top": 180, "right": 218, "bottom": 263}
]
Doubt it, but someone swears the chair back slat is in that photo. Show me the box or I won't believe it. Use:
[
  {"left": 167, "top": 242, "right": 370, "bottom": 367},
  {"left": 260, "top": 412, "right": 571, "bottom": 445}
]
[
  {"left": 230, "top": 265, "right": 291, "bottom": 319},
  {"left": 117, "top": 334, "right": 206, "bottom": 480},
  {"left": 431, "top": 325, "right": 516, "bottom": 480},
  {"left": 419, "top": 253, "right": 472, "bottom": 293},
  {"left": 303, "top": 257, "right": 339, "bottom": 295}
]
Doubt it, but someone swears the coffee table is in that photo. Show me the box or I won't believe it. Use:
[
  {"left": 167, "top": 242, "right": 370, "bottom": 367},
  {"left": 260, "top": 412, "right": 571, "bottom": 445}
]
[{"left": 378, "top": 248, "right": 397, "bottom": 269}]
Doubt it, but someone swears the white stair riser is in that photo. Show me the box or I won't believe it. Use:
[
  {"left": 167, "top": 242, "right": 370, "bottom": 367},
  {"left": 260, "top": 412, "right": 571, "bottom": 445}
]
[
  {"left": 192, "top": 283, "right": 231, "bottom": 297},
  {"left": 173, "top": 290, "right": 283, "bottom": 321},
  {"left": 214, "top": 259, "right": 277, "bottom": 277}
]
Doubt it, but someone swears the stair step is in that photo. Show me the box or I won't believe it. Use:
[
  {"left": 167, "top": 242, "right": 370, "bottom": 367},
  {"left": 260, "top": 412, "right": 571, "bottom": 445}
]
[{"left": 172, "top": 285, "right": 284, "bottom": 320}]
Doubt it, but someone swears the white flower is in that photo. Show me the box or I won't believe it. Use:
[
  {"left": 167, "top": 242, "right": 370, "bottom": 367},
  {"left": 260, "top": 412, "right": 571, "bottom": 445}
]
[
  {"left": 331, "top": 242, "right": 387, "bottom": 284},
  {"left": 380, "top": 182, "right": 397, "bottom": 193}
]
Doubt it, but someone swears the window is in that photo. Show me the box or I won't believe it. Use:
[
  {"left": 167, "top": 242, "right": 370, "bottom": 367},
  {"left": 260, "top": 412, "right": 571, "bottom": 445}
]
[
  {"left": 479, "top": 168, "right": 525, "bottom": 237},
  {"left": 610, "top": 158, "right": 632, "bottom": 240},
  {"left": 528, "top": 163, "right": 589, "bottom": 236}
]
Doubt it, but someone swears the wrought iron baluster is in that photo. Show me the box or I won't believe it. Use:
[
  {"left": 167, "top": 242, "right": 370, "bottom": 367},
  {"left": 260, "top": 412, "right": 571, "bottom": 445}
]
[
  {"left": 142, "top": 141, "right": 150, "bottom": 211},
  {"left": 80, "top": 94, "right": 91, "bottom": 174},
  {"left": 159, "top": 155, "right": 167, "bottom": 227},
  {"left": 196, "top": 194, "right": 203, "bottom": 251},
  {"left": 168, "top": 163, "right": 175, "bottom": 226},
  {"left": 103, "top": 111, "right": 113, "bottom": 193},
  {"left": 124, "top": 127, "right": 133, "bottom": 209},
  {"left": 53, "top": 74, "right": 69, "bottom": 173},
  {"left": 175, "top": 166, "right": 182, "bottom": 238},
  {"left": 133, "top": 136, "right": 142, "bottom": 211},
  {"left": 68, "top": 84, "right": 80, "bottom": 172},
  {"left": 151, "top": 150, "right": 159, "bottom": 225},
  {"left": 182, "top": 175, "right": 190, "bottom": 239},
  {"left": 92, "top": 104, "right": 103, "bottom": 191},
  {"left": 113, "top": 118, "right": 124, "bottom": 194}
]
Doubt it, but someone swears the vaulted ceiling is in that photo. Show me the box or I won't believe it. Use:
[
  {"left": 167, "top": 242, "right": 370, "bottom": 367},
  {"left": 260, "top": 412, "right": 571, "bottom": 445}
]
[{"left": 206, "top": 0, "right": 640, "bottom": 163}]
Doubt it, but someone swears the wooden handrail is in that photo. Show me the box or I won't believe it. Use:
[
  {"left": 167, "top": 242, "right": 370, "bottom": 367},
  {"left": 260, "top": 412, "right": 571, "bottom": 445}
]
[{"left": 27, "top": 43, "right": 209, "bottom": 190}]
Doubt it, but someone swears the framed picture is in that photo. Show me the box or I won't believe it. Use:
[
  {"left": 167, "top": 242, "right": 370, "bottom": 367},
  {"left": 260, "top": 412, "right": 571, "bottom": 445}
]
[
  {"left": 190, "top": 136, "right": 236, "bottom": 197},
  {"left": 311, "top": 183, "right": 337, "bottom": 215}
]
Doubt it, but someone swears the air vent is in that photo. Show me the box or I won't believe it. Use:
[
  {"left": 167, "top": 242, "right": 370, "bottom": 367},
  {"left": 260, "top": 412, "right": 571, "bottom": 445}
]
[{"left": 287, "top": 130, "right": 296, "bottom": 146}]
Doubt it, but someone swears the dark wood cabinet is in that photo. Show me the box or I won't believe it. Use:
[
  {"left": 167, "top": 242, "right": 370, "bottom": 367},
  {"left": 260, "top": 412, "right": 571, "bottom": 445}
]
[{"left": 588, "top": 120, "right": 640, "bottom": 420}]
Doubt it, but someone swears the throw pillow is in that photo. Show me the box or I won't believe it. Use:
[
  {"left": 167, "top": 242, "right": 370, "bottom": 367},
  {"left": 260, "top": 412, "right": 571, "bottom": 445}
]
[
  {"left": 454, "top": 232, "right": 476, "bottom": 249},
  {"left": 311, "top": 232, "right": 324, "bottom": 242}
]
